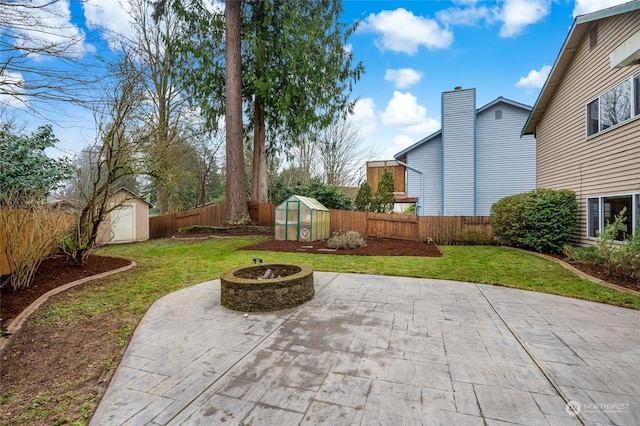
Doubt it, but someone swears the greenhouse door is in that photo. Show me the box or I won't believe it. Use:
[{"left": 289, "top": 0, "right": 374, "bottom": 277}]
[{"left": 285, "top": 200, "right": 300, "bottom": 241}]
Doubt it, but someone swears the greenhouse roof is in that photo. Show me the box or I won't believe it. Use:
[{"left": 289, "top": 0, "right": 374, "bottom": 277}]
[{"left": 281, "top": 195, "right": 330, "bottom": 211}]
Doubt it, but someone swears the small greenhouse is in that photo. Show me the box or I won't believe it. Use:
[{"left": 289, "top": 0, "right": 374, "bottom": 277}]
[{"left": 275, "top": 195, "right": 330, "bottom": 242}]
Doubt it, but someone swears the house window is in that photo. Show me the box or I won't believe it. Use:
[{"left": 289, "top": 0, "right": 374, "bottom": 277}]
[
  {"left": 586, "top": 74, "right": 639, "bottom": 137},
  {"left": 495, "top": 110, "right": 502, "bottom": 120},
  {"left": 587, "top": 194, "right": 635, "bottom": 241}
]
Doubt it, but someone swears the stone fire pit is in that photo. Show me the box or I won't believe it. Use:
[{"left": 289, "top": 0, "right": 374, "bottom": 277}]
[{"left": 220, "top": 263, "right": 314, "bottom": 312}]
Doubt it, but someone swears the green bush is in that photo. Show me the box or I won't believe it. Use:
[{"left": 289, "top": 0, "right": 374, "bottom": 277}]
[
  {"left": 491, "top": 189, "right": 577, "bottom": 254},
  {"left": 327, "top": 231, "right": 366, "bottom": 250},
  {"left": 454, "top": 229, "right": 495, "bottom": 245},
  {"left": 268, "top": 177, "right": 353, "bottom": 210},
  {"left": 590, "top": 208, "right": 640, "bottom": 279},
  {"left": 562, "top": 245, "right": 604, "bottom": 264},
  {"left": 355, "top": 181, "right": 372, "bottom": 212}
]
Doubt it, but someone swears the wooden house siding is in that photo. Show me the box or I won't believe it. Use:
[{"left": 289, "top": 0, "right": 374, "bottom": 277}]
[
  {"left": 536, "top": 10, "right": 640, "bottom": 244},
  {"left": 476, "top": 103, "right": 537, "bottom": 216},
  {"left": 406, "top": 135, "right": 442, "bottom": 215},
  {"left": 442, "top": 88, "right": 476, "bottom": 215}
]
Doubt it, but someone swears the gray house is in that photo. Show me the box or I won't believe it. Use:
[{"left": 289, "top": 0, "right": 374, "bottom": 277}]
[{"left": 394, "top": 87, "right": 536, "bottom": 216}]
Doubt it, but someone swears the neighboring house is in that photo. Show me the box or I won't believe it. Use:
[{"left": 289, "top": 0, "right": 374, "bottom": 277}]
[
  {"left": 96, "top": 188, "right": 151, "bottom": 244},
  {"left": 523, "top": 1, "right": 640, "bottom": 245},
  {"left": 394, "top": 87, "right": 536, "bottom": 216}
]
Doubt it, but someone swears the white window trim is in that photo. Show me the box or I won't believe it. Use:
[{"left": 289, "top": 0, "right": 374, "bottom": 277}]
[
  {"left": 586, "top": 192, "right": 638, "bottom": 242},
  {"left": 585, "top": 72, "right": 640, "bottom": 139}
]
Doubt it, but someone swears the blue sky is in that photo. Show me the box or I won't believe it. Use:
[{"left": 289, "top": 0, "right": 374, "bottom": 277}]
[{"left": 1, "top": 0, "right": 633, "bottom": 160}]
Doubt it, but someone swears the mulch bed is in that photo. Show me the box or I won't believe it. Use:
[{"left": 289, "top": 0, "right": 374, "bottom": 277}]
[
  {"left": 239, "top": 237, "right": 443, "bottom": 257},
  {"left": 1, "top": 255, "right": 131, "bottom": 331}
]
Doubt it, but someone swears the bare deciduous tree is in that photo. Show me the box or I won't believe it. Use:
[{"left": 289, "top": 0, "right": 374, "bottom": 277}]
[
  {"left": 317, "top": 118, "right": 373, "bottom": 188},
  {"left": 62, "top": 50, "right": 146, "bottom": 265}
]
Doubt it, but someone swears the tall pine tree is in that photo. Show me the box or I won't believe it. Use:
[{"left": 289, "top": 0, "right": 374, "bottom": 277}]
[{"left": 158, "top": 0, "right": 363, "bottom": 215}]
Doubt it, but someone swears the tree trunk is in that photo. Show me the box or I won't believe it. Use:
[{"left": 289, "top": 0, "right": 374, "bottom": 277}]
[
  {"left": 224, "top": 0, "right": 249, "bottom": 223},
  {"left": 158, "top": 185, "right": 170, "bottom": 214},
  {"left": 251, "top": 95, "right": 268, "bottom": 202}
]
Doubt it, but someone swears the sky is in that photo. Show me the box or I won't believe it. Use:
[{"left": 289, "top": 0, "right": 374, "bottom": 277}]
[{"left": 1, "top": 0, "right": 635, "bottom": 161}]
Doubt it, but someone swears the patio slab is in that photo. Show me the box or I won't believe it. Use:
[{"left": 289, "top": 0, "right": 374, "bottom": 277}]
[{"left": 91, "top": 272, "right": 640, "bottom": 425}]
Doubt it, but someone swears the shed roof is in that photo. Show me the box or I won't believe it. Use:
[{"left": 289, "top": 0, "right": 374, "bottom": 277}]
[
  {"left": 522, "top": 0, "right": 640, "bottom": 135},
  {"left": 112, "top": 187, "right": 153, "bottom": 207}
]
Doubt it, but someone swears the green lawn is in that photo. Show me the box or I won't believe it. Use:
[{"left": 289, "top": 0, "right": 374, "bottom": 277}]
[{"left": 70, "top": 236, "right": 640, "bottom": 321}]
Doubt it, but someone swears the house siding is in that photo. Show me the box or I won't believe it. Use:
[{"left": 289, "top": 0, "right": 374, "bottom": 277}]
[
  {"left": 476, "top": 103, "right": 536, "bottom": 215},
  {"left": 536, "top": 11, "right": 640, "bottom": 245},
  {"left": 442, "top": 88, "right": 476, "bottom": 215},
  {"left": 406, "top": 135, "right": 442, "bottom": 215}
]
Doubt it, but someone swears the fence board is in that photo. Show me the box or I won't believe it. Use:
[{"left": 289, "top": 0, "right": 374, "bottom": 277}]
[{"left": 329, "top": 209, "right": 368, "bottom": 236}]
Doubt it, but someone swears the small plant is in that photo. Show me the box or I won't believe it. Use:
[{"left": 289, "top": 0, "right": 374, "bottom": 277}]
[
  {"left": 595, "top": 207, "right": 627, "bottom": 269},
  {"left": 563, "top": 245, "right": 604, "bottom": 264},
  {"left": 327, "top": 231, "right": 366, "bottom": 250}
]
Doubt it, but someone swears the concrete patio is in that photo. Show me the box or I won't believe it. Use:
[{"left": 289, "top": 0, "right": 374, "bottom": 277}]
[{"left": 91, "top": 272, "right": 640, "bottom": 425}]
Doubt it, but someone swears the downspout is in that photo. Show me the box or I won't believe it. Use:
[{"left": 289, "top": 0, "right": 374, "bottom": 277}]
[{"left": 396, "top": 160, "right": 424, "bottom": 216}]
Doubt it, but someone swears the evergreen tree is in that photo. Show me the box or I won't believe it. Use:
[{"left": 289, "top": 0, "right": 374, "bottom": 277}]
[
  {"left": 374, "top": 168, "right": 395, "bottom": 213},
  {"left": 157, "top": 0, "right": 364, "bottom": 211},
  {"left": 355, "top": 181, "right": 372, "bottom": 212}
]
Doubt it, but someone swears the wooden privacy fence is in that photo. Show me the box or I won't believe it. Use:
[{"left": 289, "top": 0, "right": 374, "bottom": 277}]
[
  {"left": 149, "top": 204, "right": 226, "bottom": 238},
  {"left": 149, "top": 202, "right": 275, "bottom": 238},
  {"left": 149, "top": 202, "right": 492, "bottom": 244},
  {"left": 329, "top": 210, "right": 492, "bottom": 243}
]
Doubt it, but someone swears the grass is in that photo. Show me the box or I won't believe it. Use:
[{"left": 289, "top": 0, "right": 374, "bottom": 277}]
[
  {"left": 4, "top": 236, "right": 640, "bottom": 425},
  {"left": 91, "top": 236, "right": 640, "bottom": 313}
]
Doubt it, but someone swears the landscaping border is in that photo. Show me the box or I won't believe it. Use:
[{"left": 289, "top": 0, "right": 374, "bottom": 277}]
[{"left": 0, "top": 260, "right": 136, "bottom": 352}]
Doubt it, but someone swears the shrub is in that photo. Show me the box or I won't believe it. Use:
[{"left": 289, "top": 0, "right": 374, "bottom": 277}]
[
  {"left": 591, "top": 208, "right": 640, "bottom": 279},
  {"left": 373, "top": 169, "right": 395, "bottom": 213},
  {"left": 454, "top": 229, "right": 495, "bottom": 245},
  {"left": 327, "top": 231, "right": 366, "bottom": 250},
  {"left": 490, "top": 192, "right": 528, "bottom": 247},
  {"left": 354, "top": 181, "right": 372, "bottom": 212},
  {"left": 562, "top": 245, "right": 604, "bottom": 265},
  {"left": 595, "top": 207, "right": 627, "bottom": 268},
  {"left": 269, "top": 177, "right": 353, "bottom": 210},
  {"left": 491, "top": 188, "right": 577, "bottom": 254}
]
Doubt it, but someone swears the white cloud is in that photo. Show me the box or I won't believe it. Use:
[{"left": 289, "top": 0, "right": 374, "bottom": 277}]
[
  {"left": 380, "top": 91, "right": 440, "bottom": 136},
  {"left": 7, "top": 0, "right": 92, "bottom": 59},
  {"left": 83, "top": 0, "right": 134, "bottom": 46},
  {"left": 344, "top": 43, "right": 353, "bottom": 54},
  {"left": 384, "top": 68, "right": 424, "bottom": 89},
  {"left": 393, "top": 134, "right": 415, "bottom": 151},
  {"left": 573, "top": 0, "right": 630, "bottom": 17},
  {"left": 436, "top": 6, "right": 494, "bottom": 26},
  {"left": 499, "top": 0, "right": 550, "bottom": 38},
  {"left": 516, "top": 64, "right": 552, "bottom": 89},
  {"left": 0, "top": 71, "right": 28, "bottom": 109},
  {"left": 359, "top": 8, "right": 453, "bottom": 54},
  {"left": 347, "top": 98, "right": 378, "bottom": 138}
]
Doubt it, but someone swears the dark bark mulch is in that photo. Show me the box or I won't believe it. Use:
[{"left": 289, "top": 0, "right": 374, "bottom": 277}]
[
  {"left": 1, "top": 255, "right": 131, "bottom": 331},
  {"left": 240, "top": 237, "right": 443, "bottom": 257}
]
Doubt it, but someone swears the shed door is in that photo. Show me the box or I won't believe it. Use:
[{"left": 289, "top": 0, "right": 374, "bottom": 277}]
[{"left": 112, "top": 205, "right": 134, "bottom": 242}]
